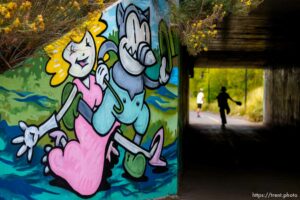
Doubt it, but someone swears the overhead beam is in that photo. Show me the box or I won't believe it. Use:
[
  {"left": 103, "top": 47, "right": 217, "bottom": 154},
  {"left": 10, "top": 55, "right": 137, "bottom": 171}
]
[{"left": 194, "top": 0, "right": 300, "bottom": 68}]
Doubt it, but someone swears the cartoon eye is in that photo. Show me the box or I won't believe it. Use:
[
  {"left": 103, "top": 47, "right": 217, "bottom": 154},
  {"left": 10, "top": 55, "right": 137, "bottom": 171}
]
[
  {"left": 144, "top": 24, "right": 147, "bottom": 40},
  {"left": 133, "top": 19, "right": 137, "bottom": 43},
  {"left": 142, "top": 22, "right": 150, "bottom": 42},
  {"left": 70, "top": 45, "right": 76, "bottom": 55},
  {"left": 86, "top": 38, "right": 91, "bottom": 47}
]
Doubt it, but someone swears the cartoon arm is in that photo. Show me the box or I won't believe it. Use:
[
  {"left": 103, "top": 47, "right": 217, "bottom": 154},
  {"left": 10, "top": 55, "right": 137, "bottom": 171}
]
[
  {"left": 143, "top": 75, "right": 160, "bottom": 89},
  {"left": 96, "top": 40, "right": 118, "bottom": 90},
  {"left": 144, "top": 57, "right": 169, "bottom": 89},
  {"left": 98, "top": 40, "right": 118, "bottom": 60},
  {"left": 12, "top": 86, "right": 78, "bottom": 161}
]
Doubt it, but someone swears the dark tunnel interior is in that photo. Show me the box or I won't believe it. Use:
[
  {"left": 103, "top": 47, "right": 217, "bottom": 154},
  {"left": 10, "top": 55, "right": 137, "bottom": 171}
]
[{"left": 179, "top": 0, "right": 300, "bottom": 198}]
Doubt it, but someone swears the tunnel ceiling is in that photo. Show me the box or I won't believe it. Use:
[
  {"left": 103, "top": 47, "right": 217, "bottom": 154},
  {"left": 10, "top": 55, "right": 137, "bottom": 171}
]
[{"left": 195, "top": 0, "right": 300, "bottom": 68}]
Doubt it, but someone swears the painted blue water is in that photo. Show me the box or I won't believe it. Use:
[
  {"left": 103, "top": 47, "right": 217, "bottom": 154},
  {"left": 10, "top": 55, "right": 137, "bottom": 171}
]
[
  {"left": 0, "top": 119, "right": 178, "bottom": 200},
  {"left": 0, "top": 85, "right": 57, "bottom": 109},
  {"left": 0, "top": 86, "right": 33, "bottom": 97},
  {"left": 156, "top": 86, "right": 177, "bottom": 100},
  {"left": 146, "top": 96, "right": 176, "bottom": 112},
  {"left": 14, "top": 95, "right": 57, "bottom": 109},
  {"left": 168, "top": 67, "right": 179, "bottom": 86}
]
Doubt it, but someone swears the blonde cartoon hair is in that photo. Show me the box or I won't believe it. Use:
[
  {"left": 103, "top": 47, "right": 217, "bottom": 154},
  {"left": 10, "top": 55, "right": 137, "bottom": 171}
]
[{"left": 44, "top": 12, "right": 107, "bottom": 86}]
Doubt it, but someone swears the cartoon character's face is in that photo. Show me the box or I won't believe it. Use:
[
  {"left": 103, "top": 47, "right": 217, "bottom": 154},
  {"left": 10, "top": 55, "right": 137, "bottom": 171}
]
[
  {"left": 63, "top": 31, "right": 96, "bottom": 78},
  {"left": 118, "top": 4, "right": 156, "bottom": 75}
]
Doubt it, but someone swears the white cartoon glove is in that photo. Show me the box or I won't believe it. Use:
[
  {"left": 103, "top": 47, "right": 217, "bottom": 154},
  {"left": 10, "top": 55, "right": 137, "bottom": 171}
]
[
  {"left": 159, "top": 57, "right": 170, "bottom": 85},
  {"left": 96, "top": 61, "right": 110, "bottom": 90},
  {"left": 12, "top": 121, "right": 40, "bottom": 162},
  {"left": 12, "top": 114, "right": 58, "bottom": 162}
]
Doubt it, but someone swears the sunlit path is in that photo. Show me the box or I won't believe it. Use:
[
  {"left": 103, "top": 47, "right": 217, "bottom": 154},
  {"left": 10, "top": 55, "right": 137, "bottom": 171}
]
[{"left": 189, "top": 111, "right": 261, "bottom": 126}]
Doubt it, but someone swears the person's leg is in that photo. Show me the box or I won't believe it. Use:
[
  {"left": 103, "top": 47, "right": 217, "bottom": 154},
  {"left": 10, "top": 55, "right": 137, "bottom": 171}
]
[
  {"left": 226, "top": 106, "right": 230, "bottom": 114},
  {"left": 220, "top": 108, "right": 226, "bottom": 127},
  {"left": 197, "top": 104, "right": 200, "bottom": 117},
  {"left": 199, "top": 104, "right": 202, "bottom": 117}
]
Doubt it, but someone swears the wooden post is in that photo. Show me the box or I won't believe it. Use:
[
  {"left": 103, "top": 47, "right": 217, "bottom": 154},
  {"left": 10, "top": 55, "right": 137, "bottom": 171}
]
[
  {"left": 244, "top": 68, "right": 248, "bottom": 112},
  {"left": 208, "top": 68, "right": 210, "bottom": 103}
]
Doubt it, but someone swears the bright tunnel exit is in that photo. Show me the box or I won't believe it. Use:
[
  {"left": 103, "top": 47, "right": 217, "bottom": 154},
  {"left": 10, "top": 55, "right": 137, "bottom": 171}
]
[{"left": 189, "top": 67, "right": 264, "bottom": 126}]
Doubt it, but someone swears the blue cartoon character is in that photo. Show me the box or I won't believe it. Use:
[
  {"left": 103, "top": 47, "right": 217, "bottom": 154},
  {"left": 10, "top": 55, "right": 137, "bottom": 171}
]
[{"left": 93, "top": 4, "right": 170, "bottom": 178}]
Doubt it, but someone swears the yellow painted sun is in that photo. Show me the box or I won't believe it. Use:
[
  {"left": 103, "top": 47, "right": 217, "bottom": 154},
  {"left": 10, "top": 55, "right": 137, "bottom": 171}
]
[{"left": 44, "top": 11, "right": 108, "bottom": 86}]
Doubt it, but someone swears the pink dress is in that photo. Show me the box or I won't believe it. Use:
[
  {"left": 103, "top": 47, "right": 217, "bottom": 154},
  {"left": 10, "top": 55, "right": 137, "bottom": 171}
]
[{"left": 48, "top": 75, "right": 120, "bottom": 196}]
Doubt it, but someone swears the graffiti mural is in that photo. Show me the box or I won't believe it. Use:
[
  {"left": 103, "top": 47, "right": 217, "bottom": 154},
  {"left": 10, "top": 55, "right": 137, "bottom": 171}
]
[
  {"left": 0, "top": 0, "right": 179, "bottom": 199},
  {"left": 93, "top": 3, "right": 170, "bottom": 179}
]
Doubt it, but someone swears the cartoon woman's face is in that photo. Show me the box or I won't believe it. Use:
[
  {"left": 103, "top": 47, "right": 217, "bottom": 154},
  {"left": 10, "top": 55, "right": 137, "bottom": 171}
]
[{"left": 63, "top": 31, "right": 96, "bottom": 78}]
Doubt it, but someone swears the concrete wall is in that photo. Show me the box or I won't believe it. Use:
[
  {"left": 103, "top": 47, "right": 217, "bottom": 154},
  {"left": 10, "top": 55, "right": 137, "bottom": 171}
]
[
  {"left": 264, "top": 67, "right": 300, "bottom": 126},
  {"left": 0, "top": 0, "right": 179, "bottom": 199}
]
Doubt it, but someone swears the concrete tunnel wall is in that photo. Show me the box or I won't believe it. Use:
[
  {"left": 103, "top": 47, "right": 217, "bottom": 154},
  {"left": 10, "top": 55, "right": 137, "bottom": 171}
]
[{"left": 264, "top": 67, "right": 300, "bottom": 127}]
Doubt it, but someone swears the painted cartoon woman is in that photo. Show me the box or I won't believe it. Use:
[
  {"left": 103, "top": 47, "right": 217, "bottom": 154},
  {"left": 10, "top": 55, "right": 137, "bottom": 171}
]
[{"left": 12, "top": 31, "right": 120, "bottom": 196}]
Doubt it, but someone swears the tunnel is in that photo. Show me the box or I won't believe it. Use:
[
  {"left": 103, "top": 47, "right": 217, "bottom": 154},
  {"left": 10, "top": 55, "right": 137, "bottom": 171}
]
[{"left": 178, "top": 0, "right": 300, "bottom": 198}]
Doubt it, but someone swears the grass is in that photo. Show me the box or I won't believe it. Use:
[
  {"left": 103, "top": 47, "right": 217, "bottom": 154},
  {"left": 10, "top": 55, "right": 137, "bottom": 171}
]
[
  {"left": 244, "top": 87, "right": 264, "bottom": 122},
  {"left": 0, "top": 51, "right": 65, "bottom": 125}
]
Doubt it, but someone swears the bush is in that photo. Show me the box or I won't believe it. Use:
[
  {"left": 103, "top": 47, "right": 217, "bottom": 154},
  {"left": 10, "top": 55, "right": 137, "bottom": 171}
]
[{"left": 0, "top": 0, "right": 113, "bottom": 71}]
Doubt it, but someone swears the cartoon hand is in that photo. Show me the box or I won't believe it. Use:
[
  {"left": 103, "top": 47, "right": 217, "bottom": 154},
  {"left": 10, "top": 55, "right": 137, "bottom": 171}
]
[
  {"left": 106, "top": 141, "right": 119, "bottom": 162},
  {"left": 49, "top": 131, "right": 68, "bottom": 147},
  {"left": 159, "top": 57, "right": 170, "bottom": 85},
  {"left": 12, "top": 121, "right": 40, "bottom": 162},
  {"left": 96, "top": 61, "right": 109, "bottom": 90}
]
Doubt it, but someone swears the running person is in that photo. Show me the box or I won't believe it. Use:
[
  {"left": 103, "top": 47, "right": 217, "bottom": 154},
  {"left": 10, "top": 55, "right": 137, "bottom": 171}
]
[
  {"left": 217, "top": 86, "right": 241, "bottom": 128},
  {"left": 196, "top": 88, "right": 204, "bottom": 118}
]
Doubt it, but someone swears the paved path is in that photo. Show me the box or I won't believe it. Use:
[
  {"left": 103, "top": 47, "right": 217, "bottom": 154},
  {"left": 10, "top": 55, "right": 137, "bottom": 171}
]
[
  {"left": 189, "top": 111, "right": 261, "bottom": 126},
  {"left": 178, "top": 115, "right": 300, "bottom": 200}
]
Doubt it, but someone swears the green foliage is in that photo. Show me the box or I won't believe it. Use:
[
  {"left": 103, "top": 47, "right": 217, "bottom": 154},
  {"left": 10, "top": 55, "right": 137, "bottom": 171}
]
[
  {"left": 189, "top": 68, "right": 264, "bottom": 121},
  {"left": 235, "top": 86, "right": 263, "bottom": 121},
  {"left": 171, "top": 1, "right": 226, "bottom": 55},
  {"left": 107, "top": 29, "right": 119, "bottom": 44},
  {"left": 0, "top": 0, "right": 112, "bottom": 71},
  {"left": 233, "top": 0, "right": 264, "bottom": 15}
]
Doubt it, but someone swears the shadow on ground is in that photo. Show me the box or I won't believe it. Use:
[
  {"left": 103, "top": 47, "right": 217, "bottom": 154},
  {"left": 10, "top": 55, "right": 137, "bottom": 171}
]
[{"left": 180, "top": 124, "right": 300, "bottom": 200}]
